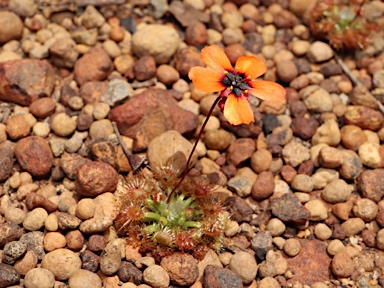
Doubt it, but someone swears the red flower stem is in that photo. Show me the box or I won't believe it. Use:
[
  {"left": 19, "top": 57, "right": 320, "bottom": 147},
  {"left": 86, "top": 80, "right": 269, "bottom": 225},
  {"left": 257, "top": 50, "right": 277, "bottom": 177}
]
[
  {"left": 166, "top": 95, "right": 221, "bottom": 204},
  {"left": 351, "top": 0, "right": 366, "bottom": 23},
  {"left": 112, "top": 122, "right": 146, "bottom": 172}
]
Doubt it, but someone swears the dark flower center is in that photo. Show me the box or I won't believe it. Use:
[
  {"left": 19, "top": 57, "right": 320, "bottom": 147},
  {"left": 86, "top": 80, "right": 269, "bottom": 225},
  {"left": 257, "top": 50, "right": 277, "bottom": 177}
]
[{"left": 221, "top": 71, "right": 251, "bottom": 97}]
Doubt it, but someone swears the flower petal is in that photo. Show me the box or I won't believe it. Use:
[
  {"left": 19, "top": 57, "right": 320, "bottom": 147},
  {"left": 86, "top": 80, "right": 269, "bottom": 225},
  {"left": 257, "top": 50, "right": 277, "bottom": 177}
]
[
  {"left": 201, "top": 45, "right": 233, "bottom": 73},
  {"left": 249, "top": 80, "right": 286, "bottom": 103},
  {"left": 223, "top": 93, "right": 255, "bottom": 126},
  {"left": 189, "top": 66, "right": 226, "bottom": 92},
  {"left": 235, "top": 56, "right": 267, "bottom": 79}
]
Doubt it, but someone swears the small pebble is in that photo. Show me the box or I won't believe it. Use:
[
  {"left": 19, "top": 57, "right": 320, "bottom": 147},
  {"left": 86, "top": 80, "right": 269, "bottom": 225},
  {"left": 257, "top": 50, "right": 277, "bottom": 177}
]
[
  {"left": 66, "top": 230, "right": 85, "bottom": 251},
  {"left": 258, "top": 276, "right": 280, "bottom": 288},
  {"left": 2, "top": 241, "right": 27, "bottom": 265},
  {"left": 23, "top": 208, "right": 48, "bottom": 231},
  {"left": 331, "top": 251, "right": 354, "bottom": 277},
  {"left": 340, "top": 218, "right": 365, "bottom": 237},
  {"left": 314, "top": 223, "right": 332, "bottom": 240},
  {"left": 93, "top": 102, "right": 111, "bottom": 120},
  {"left": 5, "top": 207, "right": 26, "bottom": 225},
  {"left": 251, "top": 149, "right": 272, "bottom": 173},
  {"left": 24, "top": 268, "right": 55, "bottom": 288},
  {"left": 283, "top": 238, "right": 301, "bottom": 257},
  {"left": 143, "top": 265, "right": 170, "bottom": 288},
  {"left": 45, "top": 213, "right": 59, "bottom": 231},
  {"left": 327, "top": 239, "right": 345, "bottom": 256},
  {"left": 312, "top": 168, "right": 339, "bottom": 189},
  {"left": 352, "top": 198, "right": 378, "bottom": 222},
  {"left": 291, "top": 174, "right": 313, "bottom": 192},
  {"left": 304, "top": 199, "right": 328, "bottom": 221},
  {"left": 377, "top": 229, "right": 384, "bottom": 250},
  {"left": 89, "top": 119, "right": 114, "bottom": 140},
  {"left": 228, "top": 251, "right": 257, "bottom": 285},
  {"left": 358, "top": 142, "right": 383, "bottom": 168},
  {"left": 321, "top": 179, "right": 353, "bottom": 204},
  {"left": 266, "top": 218, "right": 286, "bottom": 236},
  {"left": 43, "top": 232, "right": 67, "bottom": 252},
  {"left": 41, "top": 248, "right": 82, "bottom": 280},
  {"left": 68, "top": 269, "right": 102, "bottom": 288},
  {"left": 14, "top": 250, "right": 38, "bottom": 276},
  {"left": 75, "top": 198, "right": 96, "bottom": 219},
  {"left": 51, "top": 113, "right": 77, "bottom": 137},
  {"left": 32, "top": 122, "right": 50, "bottom": 137},
  {"left": 68, "top": 96, "right": 84, "bottom": 111}
]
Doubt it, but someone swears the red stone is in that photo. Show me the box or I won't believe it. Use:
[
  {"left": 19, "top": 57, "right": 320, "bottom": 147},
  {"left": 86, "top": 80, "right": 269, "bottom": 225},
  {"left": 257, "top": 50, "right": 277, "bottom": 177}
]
[{"left": 0, "top": 59, "right": 54, "bottom": 106}]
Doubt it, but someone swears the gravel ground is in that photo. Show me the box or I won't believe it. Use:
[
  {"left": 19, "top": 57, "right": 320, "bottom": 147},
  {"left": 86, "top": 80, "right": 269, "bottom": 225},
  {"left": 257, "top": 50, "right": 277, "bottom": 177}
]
[{"left": 1, "top": 0, "right": 384, "bottom": 287}]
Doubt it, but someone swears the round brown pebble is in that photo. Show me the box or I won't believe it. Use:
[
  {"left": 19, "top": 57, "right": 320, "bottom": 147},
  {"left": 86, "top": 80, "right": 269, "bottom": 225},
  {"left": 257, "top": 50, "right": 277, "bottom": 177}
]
[
  {"left": 43, "top": 232, "right": 66, "bottom": 252},
  {"left": 331, "top": 251, "right": 355, "bottom": 277},
  {"left": 44, "top": 214, "right": 59, "bottom": 231},
  {"left": 318, "top": 146, "right": 342, "bottom": 168},
  {"left": 228, "top": 251, "right": 257, "bottom": 285},
  {"left": 14, "top": 250, "right": 38, "bottom": 276},
  {"left": 352, "top": 198, "right": 378, "bottom": 222},
  {"left": 89, "top": 119, "right": 114, "bottom": 140},
  {"left": 321, "top": 179, "right": 353, "bottom": 204},
  {"left": 344, "top": 105, "right": 384, "bottom": 131},
  {"left": 23, "top": 208, "right": 48, "bottom": 231},
  {"left": 327, "top": 239, "right": 345, "bottom": 256},
  {"left": 100, "top": 241, "right": 123, "bottom": 275},
  {"left": 251, "top": 149, "right": 272, "bottom": 173},
  {"left": 6, "top": 115, "right": 31, "bottom": 140},
  {"left": 88, "top": 234, "right": 107, "bottom": 252},
  {"left": 284, "top": 238, "right": 301, "bottom": 256},
  {"left": 24, "top": 268, "right": 55, "bottom": 288},
  {"left": 305, "top": 199, "right": 327, "bottom": 221},
  {"left": 68, "top": 269, "right": 102, "bottom": 288},
  {"left": 5, "top": 207, "right": 26, "bottom": 225},
  {"left": 258, "top": 276, "right": 280, "bottom": 288},
  {"left": 143, "top": 265, "right": 170, "bottom": 288},
  {"left": 134, "top": 55, "right": 157, "bottom": 81},
  {"left": 266, "top": 218, "right": 286, "bottom": 236},
  {"left": 340, "top": 125, "right": 367, "bottom": 151},
  {"left": 41, "top": 248, "right": 82, "bottom": 280},
  {"left": 340, "top": 218, "right": 365, "bottom": 237},
  {"left": 15, "top": 136, "right": 53, "bottom": 177},
  {"left": 160, "top": 253, "right": 198, "bottom": 286},
  {"left": 156, "top": 64, "right": 180, "bottom": 85},
  {"left": 291, "top": 174, "right": 313, "bottom": 192},
  {"left": 362, "top": 229, "right": 376, "bottom": 247},
  {"left": 376, "top": 229, "right": 384, "bottom": 250},
  {"left": 75, "top": 161, "right": 118, "bottom": 197},
  {"left": 276, "top": 60, "right": 298, "bottom": 82},
  {"left": 280, "top": 165, "right": 297, "bottom": 183},
  {"left": 185, "top": 22, "right": 207, "bottom": 46},
  {"left": 75, "top": 198, "right": 95, "bottom": 219},
  {"left": 51, "top": 113, "right": 77, "bottom": 137},
  {"left": 224, "top": 43, "right": 245, "bottom": 65},
  {"left": 65, "top": 230, "right": 85, "bottom": 252},
  {"left": 0, "top": 11, "right": 23, "bottom": 43},
  {"left": 29, "top": 98, "right": 56, "bottom": 118},
  {"left": 314, "top": 223, "right": 332, "bottom": 240},
  {"left": 257, "top": 260, "right": 277, "bottom": 278},
  {"left": 203, "top": 129, "right": 233, "bottom": 151},
  {"left": 251, "top": 171, "right": 275, "bottom": 200},
  {"left": 109, "top": 26, "right": 125, "bottom": 42}
]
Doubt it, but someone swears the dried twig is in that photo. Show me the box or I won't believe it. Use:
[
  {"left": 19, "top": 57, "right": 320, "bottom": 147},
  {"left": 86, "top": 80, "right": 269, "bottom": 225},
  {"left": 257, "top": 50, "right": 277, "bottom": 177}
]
[
  {"left": 334, "top": 53, "right": 384, "bottom": 114},
  {"left": 112, "top": 122, "right": 146, "bottom": 173}
]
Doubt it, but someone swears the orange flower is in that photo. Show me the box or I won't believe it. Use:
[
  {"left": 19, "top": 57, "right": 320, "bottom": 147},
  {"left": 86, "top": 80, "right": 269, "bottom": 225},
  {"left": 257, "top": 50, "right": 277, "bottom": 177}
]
[{"left": 189, "top": 45, "right": 286, "bottom": 125}]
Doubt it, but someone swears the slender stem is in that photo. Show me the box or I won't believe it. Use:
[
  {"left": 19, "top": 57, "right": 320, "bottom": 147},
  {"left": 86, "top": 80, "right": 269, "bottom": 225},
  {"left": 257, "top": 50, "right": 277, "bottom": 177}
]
[
  {"left": 353, "top": 0, "right": 366, "bottom": 20},
  {"left": 112, "top": 122, "right": 146, "bottom": 173},
  {"left": 334, "top": 53, "right": 384, "bottom": 114},
  {"left": 166, "top": 95, "right": 221, "bottom": 203}
]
